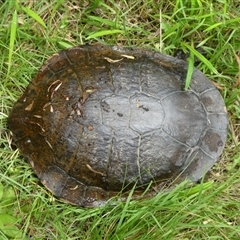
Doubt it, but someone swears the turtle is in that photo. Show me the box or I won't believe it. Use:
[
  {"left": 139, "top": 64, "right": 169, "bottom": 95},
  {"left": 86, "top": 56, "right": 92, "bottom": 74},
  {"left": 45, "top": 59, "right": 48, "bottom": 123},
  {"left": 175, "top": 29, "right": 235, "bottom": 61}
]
[{"left": 8, "top": 44, "right": 228, "bottom": 207}]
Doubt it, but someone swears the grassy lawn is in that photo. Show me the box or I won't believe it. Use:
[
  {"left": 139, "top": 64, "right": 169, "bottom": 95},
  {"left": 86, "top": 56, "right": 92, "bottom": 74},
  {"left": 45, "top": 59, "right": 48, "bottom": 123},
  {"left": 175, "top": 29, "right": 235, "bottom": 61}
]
[{"left": 1, "top": 0, "right": 240, "bottom": 239}]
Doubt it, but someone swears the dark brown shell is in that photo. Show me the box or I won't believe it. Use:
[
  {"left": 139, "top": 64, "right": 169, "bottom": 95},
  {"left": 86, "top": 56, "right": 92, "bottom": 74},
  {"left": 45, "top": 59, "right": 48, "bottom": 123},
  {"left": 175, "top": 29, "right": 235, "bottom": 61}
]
[{"left": 8, "top": 44, "right": 228, "bottom": 207}]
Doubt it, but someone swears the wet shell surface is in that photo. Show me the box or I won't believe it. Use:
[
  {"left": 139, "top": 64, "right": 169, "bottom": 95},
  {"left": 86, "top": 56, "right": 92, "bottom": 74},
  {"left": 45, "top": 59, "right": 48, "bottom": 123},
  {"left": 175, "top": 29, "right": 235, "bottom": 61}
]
[{"left": 8, "top": 44, "right": 228, "bottom": 207}]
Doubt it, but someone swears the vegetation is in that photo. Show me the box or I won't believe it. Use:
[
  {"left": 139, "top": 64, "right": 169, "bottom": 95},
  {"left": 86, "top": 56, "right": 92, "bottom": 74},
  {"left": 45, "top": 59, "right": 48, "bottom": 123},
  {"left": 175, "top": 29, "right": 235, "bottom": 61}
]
[{"left": 0, "top": 0, "right": 239, "bottom": 239}]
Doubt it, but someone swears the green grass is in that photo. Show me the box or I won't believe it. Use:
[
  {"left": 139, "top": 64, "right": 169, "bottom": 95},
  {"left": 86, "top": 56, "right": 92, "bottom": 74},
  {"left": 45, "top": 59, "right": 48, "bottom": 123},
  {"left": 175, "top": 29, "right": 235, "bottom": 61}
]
[{"left": 1, "top": 0, "right": 240, "bottom": 239}]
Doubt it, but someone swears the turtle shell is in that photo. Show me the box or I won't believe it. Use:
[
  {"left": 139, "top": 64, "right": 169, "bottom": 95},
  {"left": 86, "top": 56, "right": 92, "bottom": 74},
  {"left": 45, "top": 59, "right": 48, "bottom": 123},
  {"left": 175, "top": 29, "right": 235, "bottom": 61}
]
[{"left": 8, "top": 44, "right": 228, "bottom": 207}]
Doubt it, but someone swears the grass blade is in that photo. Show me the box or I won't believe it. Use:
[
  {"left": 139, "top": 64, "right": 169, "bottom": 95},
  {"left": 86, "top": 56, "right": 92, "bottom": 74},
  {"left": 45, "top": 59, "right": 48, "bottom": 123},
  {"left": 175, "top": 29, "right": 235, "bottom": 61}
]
[
  {"left": 86, "top": 29, "right": 123, "bottom": 39},
  {"left": 181, "top": 42, "right": 219, "bottom": 75},
  {"left": 185, "top": 45, "right": 195, "bottom": 90},
  {"left": 7, "top": 10, "right": 17, "bottom": 78},
  {"left": 21, "top": 6, "right": 47, "bottom": 28}
]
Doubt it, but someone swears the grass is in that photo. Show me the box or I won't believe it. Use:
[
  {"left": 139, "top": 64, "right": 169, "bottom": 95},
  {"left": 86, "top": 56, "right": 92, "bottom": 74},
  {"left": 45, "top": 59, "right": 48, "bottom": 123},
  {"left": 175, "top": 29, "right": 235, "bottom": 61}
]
[{"left": 0, "top": 0, "right": 240, "bottom": 239}]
